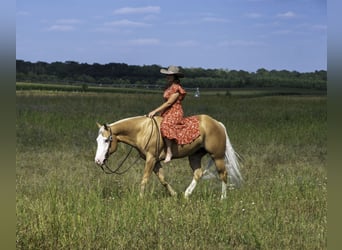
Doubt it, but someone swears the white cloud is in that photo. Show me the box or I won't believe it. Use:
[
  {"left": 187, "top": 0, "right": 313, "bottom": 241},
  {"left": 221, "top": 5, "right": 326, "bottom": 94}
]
[
  {"left": 272, "top": 29, "right": 292, "bottom": 35},
  {"left": 311, "top": 24, "right": 327, "bottom": 31},
  {"left": 114, "top": 6, "right": 160, "bottom": 15},
  {"left": 175, "top": 40, "right": 199, "bottom": 47},
  {"left": 245, "top": 12, "right": 262, "bottom": 19},
  {"left": 47, "top": 25, "right": 75, "bottom": 31},
  {"left": 219, "top": 40, "right": 265, "bottom": 47},
  {"left": 277, "top": 11, "right": 296, "bottom": 18},
  {"left": 45, "top": 19, "right": 82, "bottom": 32},
  {"left": 202, "top": 17, "right": 230, "bottom": 23},
  {"left": 105, "top": 19, "right": 149, "bottom": 27},
  {"left": 296, "top": 23, "right": 327, "bottom": 32},
  {"left": 56, "top": 19, "right": 82, "bottom": 24},
  {"left": 128, "top": 38, "right": 160, "bottom": 45},
  {"left": 17, "top": 11, "right": 30, "bottom": 16},
  {"left": 143, "top": 14, "right": 159, "bottom": 21}
]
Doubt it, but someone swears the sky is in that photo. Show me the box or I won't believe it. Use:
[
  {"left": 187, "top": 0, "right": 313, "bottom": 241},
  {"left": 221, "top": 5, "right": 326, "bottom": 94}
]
[{"left": 16, "top": 0, "right": 327, "bottom": 72}]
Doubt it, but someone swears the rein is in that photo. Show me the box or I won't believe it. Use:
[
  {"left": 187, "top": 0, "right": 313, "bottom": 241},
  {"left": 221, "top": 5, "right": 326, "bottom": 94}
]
[{"left": 101, "top": 116, "right": 160, "bottom": 175}]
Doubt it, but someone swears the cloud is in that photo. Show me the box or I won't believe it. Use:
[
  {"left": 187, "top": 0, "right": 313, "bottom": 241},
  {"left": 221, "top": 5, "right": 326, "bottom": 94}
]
[
  {"left": 311, "top": 24, "right": 327, "bottom": 31},
  {"left": 128, "top": 38, "right": 160, "bottom": 45},
  {"left": 56, "top": 19, "right": 82, "bottom": 24},
  {"left": 296, "top": 23, "right": 327, "bottom": 32},
  {"left": 105, "top": 19, "right": 149, "bottom": 27},
  {"left": 45, "top": 19, "right": 82, "bottom": 32},
  {"left": 277, "top": 11, "right": 296, "bottom": 18},
  {"left": 219, "top": 40, "right": 265, "bottom": 47},
  {"left": 114, "top": 6, "right": 160, "bottom": 15},
  {"left": 202, "top": 17, "right": 230, "bottom": 23},
  {"left": 175, "top": 40, "right": 199, "bottom": 47},
  {"left": 245, "top": 12, "right": 262, "bottom": 19},
  {"left": 17, "top": 11, "right": 30, "bottom": 16},
  {"left": 47, "top": 25, "right": 75, "bottom": 31},
  {"left": 272, "top": 29, "right": 292, "bottom": 35}
]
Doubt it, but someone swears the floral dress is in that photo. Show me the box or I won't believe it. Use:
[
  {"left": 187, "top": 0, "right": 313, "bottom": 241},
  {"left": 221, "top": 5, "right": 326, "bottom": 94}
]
[{"left": 160, "top": 83, "right": 200, "bottom": 145}]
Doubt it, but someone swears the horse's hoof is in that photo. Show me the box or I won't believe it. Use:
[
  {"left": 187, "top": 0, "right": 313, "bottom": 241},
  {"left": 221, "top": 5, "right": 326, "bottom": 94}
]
[{"left": 170, "top": 191, "right": 177, "bottom": 197}]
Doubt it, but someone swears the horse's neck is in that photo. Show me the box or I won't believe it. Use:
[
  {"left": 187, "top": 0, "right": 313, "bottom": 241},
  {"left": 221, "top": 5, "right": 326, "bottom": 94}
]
[{"left": 110, "top": 116, "right": 146, "bottom": 146}]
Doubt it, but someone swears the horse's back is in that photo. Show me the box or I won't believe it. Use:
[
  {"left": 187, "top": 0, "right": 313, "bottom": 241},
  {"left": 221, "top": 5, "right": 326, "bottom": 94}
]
[
  {"left": 141, "top": 114, "right": 226, "bottom": 158},
  {"left": 144, "top": 114, "right": 224, "bottom": 138},
  {"left": 197, "top": 114, "right": 225, "bottom": 134},
  {"left": 152, "top": 114, "right": 225, "bottom": 140}
]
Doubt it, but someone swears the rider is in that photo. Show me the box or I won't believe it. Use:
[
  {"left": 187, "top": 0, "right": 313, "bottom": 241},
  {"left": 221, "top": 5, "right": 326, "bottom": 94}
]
[{"left": 148, "top": 66, "right": 200, "bottom": 163}]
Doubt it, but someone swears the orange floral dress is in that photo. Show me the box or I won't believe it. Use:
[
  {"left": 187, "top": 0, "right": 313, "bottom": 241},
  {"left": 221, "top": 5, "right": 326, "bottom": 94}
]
[{"left": 160, "top": 83, "right": 200, "bottom": 145}]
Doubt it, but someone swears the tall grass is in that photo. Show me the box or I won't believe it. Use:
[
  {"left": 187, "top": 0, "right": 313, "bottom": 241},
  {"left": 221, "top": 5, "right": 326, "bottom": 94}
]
[{"left": 16, "top": 90, "right": 327, "bottom": 249}]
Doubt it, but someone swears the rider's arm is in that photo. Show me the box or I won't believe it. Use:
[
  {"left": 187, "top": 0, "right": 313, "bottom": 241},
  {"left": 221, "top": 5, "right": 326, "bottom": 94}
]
[{"left": 148, "top": 92, "right": 179, "bottom": 117}]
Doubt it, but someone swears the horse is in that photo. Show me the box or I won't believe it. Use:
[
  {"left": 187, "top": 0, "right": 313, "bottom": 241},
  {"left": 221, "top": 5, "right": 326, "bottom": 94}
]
[{"left": 94, "top": 115, "right": 242, "bottom": 199}]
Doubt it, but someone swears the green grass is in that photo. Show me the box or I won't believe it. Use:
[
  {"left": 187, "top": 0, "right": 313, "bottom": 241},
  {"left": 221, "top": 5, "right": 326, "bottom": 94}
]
[
  {"left": 16, "top": 90, "right": 327, "bottom": 249},
  {"left": 16, "top": 82, "right": 326, "bottom": 97},
  {"left": 16, "top": 82, "right": 163, "bottom": 95}
]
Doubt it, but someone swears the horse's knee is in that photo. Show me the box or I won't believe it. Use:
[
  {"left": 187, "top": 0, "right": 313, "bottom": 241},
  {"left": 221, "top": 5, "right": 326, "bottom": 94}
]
[
  {"left": 140, "top": 177, "right": 149, "bottom": 197},
  {"left": 155, "top": 168, "right": 167, "bottom": 185},
  {"left": 193, "top": 168, "right": 203, "bottom": 181},
  {"left": 219, "top": 170, "right": 228, "bottom": 183},
  {"left": 214, "top": 158, "right": 227, "bottom": 183}
]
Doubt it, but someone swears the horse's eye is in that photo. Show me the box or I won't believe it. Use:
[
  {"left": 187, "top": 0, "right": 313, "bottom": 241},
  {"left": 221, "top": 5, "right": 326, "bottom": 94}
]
[{"left": 104, "top": 139, "right": 109, "bottom": 143}]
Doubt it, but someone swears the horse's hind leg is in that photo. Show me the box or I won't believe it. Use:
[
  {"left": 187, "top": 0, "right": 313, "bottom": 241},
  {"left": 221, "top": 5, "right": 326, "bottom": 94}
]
[
  {"left": 153, "top": 162, "right": 177, "bottom": 196},
  {"left": 213, "top": 157, "right": 228, "bottom": 199},
  {"left": 184, "top": 150, "right": 206, "bottom": 198}
]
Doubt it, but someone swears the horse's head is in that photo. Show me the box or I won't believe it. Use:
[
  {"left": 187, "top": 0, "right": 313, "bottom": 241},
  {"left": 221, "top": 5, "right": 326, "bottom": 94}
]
[{"left": 94, "top": 122, "right": 118, "bottom": 166}]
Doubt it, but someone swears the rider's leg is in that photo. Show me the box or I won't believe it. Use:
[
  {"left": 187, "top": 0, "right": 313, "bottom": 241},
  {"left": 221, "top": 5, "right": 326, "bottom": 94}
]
[{"left": 164, "top": 138, "right": 173, "bottom": 163}]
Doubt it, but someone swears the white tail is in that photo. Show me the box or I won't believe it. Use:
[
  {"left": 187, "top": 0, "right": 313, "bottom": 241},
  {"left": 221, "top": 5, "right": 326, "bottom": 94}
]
[
  {"left": 202, "top": 123, "right": 243, "bottom": 188},
  {"left": 222, "top": 123, "right": 243, "bottom": 188}
]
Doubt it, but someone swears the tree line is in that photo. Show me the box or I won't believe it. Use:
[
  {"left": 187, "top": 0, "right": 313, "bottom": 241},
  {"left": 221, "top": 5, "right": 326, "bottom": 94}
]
[{"left": 16, "top": 60, "right": 327, "bottom": 90}]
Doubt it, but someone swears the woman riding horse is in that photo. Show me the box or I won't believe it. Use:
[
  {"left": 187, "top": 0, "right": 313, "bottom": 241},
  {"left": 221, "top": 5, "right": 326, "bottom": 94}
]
[{"left": 148, "top": 66, "right": 200, "bottom": 163}]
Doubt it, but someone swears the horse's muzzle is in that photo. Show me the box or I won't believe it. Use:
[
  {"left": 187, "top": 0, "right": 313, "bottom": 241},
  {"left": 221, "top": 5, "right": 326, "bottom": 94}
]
[{"left": 95, "top": 158, "right": 106, "bottom": 166}]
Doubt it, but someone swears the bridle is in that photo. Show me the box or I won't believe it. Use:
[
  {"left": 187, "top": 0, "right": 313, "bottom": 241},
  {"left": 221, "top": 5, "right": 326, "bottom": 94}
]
[
  {"left": 100, "top": 126, "right": 134, "bottom": 175},
  {"left": 104, "top": 127, "right": 113, "bottom": 160},
  {"left": 100, "top": 116, "right": 160, "bottom": 175}
]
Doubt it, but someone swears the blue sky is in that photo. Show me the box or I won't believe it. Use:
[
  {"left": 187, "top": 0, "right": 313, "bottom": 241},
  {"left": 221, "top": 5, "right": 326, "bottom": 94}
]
[{"left": 16, "top": 0, "right": 326, "bottom": 72}]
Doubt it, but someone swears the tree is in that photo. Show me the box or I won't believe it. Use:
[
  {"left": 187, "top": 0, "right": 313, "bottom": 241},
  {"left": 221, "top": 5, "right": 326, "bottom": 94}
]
[{"left": 16, "top": 60, "right": 327, "bottom": 90}]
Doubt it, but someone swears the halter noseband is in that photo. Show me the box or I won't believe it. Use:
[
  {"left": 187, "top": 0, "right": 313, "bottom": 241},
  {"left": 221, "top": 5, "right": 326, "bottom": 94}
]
[{"left": 104, "top": 126, "right": 113, "bottom": 160}]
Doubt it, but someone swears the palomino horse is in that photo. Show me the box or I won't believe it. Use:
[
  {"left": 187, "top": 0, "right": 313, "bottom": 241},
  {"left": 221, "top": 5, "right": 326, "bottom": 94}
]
[{"left": 94, "top": 115, "right": 242, "bottom": 199}]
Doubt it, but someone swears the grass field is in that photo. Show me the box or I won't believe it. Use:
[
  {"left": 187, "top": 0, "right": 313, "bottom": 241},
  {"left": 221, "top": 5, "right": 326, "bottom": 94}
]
[
  {"left": 16, "top": 88, "right": 327, "bottom": 249},
  {"left": 16, "top": 81, "right": 326, "bottom": 97}
]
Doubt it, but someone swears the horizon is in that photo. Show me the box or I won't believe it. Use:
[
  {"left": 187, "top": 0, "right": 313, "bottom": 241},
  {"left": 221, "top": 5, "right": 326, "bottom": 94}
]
[{"left": 16, "top": 58, "right": 326, "bottom": 74}]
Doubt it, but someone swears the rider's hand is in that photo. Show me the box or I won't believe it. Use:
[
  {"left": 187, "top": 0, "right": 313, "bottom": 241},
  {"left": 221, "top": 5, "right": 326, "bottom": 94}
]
[{"left": 148, "top": 111, "right": 156, "bottom": 118}]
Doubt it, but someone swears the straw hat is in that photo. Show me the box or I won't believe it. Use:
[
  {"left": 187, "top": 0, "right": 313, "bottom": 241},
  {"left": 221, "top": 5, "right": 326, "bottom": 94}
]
[{"left": 160, "top": 65, "right": 184, "bottom": 78}]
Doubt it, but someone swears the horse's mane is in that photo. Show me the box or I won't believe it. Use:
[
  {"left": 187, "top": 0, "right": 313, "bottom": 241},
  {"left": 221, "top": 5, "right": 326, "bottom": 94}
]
[{"left": 108, "top": 116, "right": 146, "bottom": 127}]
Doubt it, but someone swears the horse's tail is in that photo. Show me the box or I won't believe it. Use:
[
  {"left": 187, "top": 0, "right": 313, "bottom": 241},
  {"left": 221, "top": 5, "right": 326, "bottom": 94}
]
[{"left": 220, "top": 122, "right": 243, "bottom": 188}]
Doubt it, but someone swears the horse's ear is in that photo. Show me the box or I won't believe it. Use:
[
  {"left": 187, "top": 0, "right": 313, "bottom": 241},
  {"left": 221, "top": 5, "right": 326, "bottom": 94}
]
[
  {"left": 103, "top": 124, "right": 108, "bottom": 130},
  {"left": 96, "top": 122, "right": 102, "bottom": 128}
]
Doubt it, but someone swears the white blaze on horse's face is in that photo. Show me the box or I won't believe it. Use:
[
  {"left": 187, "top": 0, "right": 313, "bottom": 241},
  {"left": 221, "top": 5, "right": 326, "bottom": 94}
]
[{"left": 95, "top": 127, "right": 110, "bottom": 166}]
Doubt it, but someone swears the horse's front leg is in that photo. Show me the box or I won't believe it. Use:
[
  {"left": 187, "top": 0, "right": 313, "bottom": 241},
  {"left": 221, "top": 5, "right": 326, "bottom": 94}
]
[
  {"left": 153, "top": 162, "right": 177, "bottom": 196},
  {"left": 140, "top": 155, "right": 156, "bottom": 198}
]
